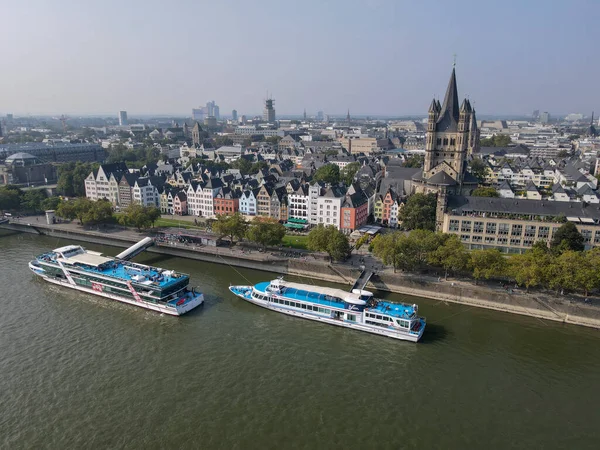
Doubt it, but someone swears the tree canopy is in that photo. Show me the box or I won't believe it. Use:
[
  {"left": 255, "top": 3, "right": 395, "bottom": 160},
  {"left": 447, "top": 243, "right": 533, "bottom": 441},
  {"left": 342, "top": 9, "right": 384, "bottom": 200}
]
[
  {"left": 471, "top": 187, "right": 499, "bottom": 197},
  {"left": 398, "top": 193, "right": 437, "bottom": 231},
  {"left": 117, "top": 204, "right": 161, "bottom": 231},
  {"left": 340, "top": 162, "right": 361, "bottom": 185},
  {"left": 212, "top": 213, "right": 248, "bottom": 244},
  {"left": 468, "top": 158, "right": 489, "bottom": 182},
  {"left": 480, "top": 135, "right": 512, "bottom": 147},
  {"left": 245, "top": 217, "right": 286, "bottom": 248},
  {"left": 403, "top": 155, "right": 424, "bottom": 168},
  {"left": 57, "top": 162, "right": 98, "bottom": 197},
  {"left": 312, "top": 164, "right": 340, "bottom": 184},
  {"left": 56, "top": 197, "right": 115, "bottom": 225},
  {"left": 551, "top": 221, "right": 584, "bottom": 252},
  {"left": 307, "top": 225, "right": 350, "bottom": 261}
]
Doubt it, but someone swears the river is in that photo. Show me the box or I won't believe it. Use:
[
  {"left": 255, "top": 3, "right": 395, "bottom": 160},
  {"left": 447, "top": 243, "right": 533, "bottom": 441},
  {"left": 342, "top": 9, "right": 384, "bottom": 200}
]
[{"left": 1, "top": 233, "right": 599, "bottom": 449}]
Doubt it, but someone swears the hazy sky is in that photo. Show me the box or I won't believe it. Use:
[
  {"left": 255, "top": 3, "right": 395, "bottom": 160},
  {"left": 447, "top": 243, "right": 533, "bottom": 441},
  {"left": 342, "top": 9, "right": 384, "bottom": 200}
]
[{"left": 1, "top": 0, "right": 598, "bottom": 117}]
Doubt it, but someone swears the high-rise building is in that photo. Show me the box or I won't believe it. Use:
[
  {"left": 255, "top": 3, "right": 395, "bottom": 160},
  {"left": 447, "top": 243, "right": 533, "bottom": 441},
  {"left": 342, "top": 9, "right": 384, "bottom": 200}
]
[
  {"left": 540, "top": 112, "right": 550, "bottom": 124},
  {"left": 192, "top": 108, "right": 206, "bottom": 121},
  {"left": 303, "top": 109, "right": 307, "bottom": 121},
  {"left": 240, "top": 115, "right": 247, "bottom": 124},
  {"left": 232, "top": 110, "right": 238, "bottom": 121},
  {"left": 317, "top": 111, "right": 324, "bottom": 121},
  {"left": 213, "top": 105, "right": 220, "bottom": 120},
  {"left": 119, "top": 111, "right": 128, "bottom": 126},
  {"left": 6, "top": 114, "right": 13, "bottom": 121},
  {"left": 532, "top": 110, "right": 540, "bottom": 120},
  {"left": 263, "top": 98, "right": 276, "bottom": 123}
]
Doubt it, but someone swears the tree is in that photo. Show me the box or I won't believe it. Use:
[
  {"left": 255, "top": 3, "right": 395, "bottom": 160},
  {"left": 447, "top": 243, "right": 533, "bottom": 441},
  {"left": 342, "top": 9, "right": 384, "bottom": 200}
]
[
  {"left": 307, "top": 225, "right": 350, "bottom": 262},
  {"left": 57, "top": 162, "right": 97, "bottom": 197},
  {"left": 41, "top": 196, "right": 62, "bottom": 211},
  {"left": 398, "top": 193, "right": 436, "bottom": 231},
  {"left": 508, "top": 252, "right": 544, "bottom": 291},
  {"left": 265, "top": 136, "right": 282, "bottom": 145},
  {"left": 56, "top": 199, "right": 78, "bottom": 221},
  {"left": 403, "top": 155, "right": 424, "bottom": 168},
  {"left": 118, "top": 204, "right": 154, "bottom": 231},
  {"left": 340, "top": 162, "right": 361, "bottom": 185},
  {"left": 212, "top": 213, "right": 248, "bottom": 244},
  {"left": 469, "top": 248, "right": 506, "bottom": 282},
  {"left": 0, "top": 187, "right": 22, "bottom": 211},
  {"left": 371, "top": 230, "right": 441, "bottom": 272},
  {"left": 245, "top": 217, "right": 286, "bottom": 249},
  {"left": 231, "top": 158, "right": 253, "bottom": 175},
  {"left": 471, "top": 187, "right": 499, "bottom": 197},
  {"left": 556, "top": 149, "right": 569, "bottom": 158},
  {"left": 480, "top": 135, "right": 512, "bottom": 147},
  {"left": 82, "top": 199, "right": 114, "bottom": 225},
  {"left": 428, "top": 234, "right": 469, "bottom": 279},
  {"left": 551, "top": 222, "right": 584, "bottom": 252},
  {"left": 567, "top": 135, "right": 580, "bottom": 142},
  {"left": 73, "top": 197, "right": 94, "bottom": 224},
  {"left": 21, "top": 189, "right": 47, "bottom": 213},
  {"left": 468, "top": 158, "right": 489, "bottom": 182},
  {"left": 312, "top": 164, "right": 340, "bottom": 184},
  {"left": 147, "top": 206, "right": 161, "bottom": 228}
]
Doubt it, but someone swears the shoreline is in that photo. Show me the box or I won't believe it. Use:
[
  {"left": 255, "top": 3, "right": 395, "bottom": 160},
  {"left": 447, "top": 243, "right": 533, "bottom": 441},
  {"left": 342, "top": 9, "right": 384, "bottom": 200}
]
[{"left": 3, "top": 220, "right": 600, "bottom": 331}]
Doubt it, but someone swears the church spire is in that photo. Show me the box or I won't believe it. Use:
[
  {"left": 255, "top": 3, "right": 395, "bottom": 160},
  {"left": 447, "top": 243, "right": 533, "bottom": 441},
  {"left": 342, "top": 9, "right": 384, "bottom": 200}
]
[{"left": 440, "top": 67, "right": 459, "bottom": 122}]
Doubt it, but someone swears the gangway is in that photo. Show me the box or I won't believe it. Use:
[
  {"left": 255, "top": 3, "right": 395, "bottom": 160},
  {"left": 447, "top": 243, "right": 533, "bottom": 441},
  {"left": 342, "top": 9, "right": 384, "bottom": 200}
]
[
  {"left": 116, "top": 237, "right": 154, "bottom": 261},
  {"left": 350, "top": 269, "right": 374, "bottom": 292}
]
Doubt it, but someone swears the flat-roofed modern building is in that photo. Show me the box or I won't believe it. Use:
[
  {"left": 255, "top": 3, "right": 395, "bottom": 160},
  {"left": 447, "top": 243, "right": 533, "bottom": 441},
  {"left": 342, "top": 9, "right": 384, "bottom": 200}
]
[
  {"left": 441, "top": 195, "right": 600, "bottom": 253},
  {"left": 0, "top": 142, "right": 105, "bottom": 163}
]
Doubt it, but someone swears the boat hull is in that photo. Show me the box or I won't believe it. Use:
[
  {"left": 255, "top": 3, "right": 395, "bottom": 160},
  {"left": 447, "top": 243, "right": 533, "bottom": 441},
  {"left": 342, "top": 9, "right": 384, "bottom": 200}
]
[
  {"left": 30, "top": 262, "right": 203, "bottom": 316},
  {"left": 229, "top": 286, "right": 423, "bottom": 342}
]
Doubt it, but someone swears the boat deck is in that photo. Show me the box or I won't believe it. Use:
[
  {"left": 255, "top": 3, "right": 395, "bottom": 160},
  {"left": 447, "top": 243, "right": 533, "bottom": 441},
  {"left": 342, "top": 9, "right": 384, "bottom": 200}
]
[
  {"left": 368, "top": 301, "right": 417, "bottom": 319},
  {"left": 82, "top": 262, "right": 184, "bottom": 288},
  {"left": 254, "top": 281, "right": 347, "bottom": 310}
]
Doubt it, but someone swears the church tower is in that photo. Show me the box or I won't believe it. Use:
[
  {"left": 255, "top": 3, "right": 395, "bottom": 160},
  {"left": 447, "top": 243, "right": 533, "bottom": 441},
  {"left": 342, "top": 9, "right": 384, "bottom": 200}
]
[{"left": 415, "top": 66, "right": 479, "bottom": 195}]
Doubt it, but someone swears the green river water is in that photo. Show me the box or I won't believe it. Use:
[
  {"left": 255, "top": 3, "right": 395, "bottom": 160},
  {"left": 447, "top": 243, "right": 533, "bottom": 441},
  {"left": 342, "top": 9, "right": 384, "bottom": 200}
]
[{"left": 1, "top": 233, "right": 599, "bottom": 449}]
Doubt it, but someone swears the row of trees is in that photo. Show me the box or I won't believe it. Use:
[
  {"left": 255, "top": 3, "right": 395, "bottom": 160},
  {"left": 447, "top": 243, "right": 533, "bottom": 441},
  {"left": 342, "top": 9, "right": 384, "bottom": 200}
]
[
  {"left": 371, "top": 223, "right": 598, "bottom": 295},
  {"left": 56, "top": 197, "right": 114, "bottom": 225},
  {"left": 212, "top": 214, "right": 286, "bottom": 249},
  {"left": 56, "top": 161, "right": 98, "bottom": 197},
  {"left": 0, "top": 185, "right": 61, "bottom": 213}
]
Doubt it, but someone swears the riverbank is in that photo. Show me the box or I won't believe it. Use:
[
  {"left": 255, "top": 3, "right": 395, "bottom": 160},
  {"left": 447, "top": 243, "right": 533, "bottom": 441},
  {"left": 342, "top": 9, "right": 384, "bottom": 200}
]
[{"left": 2, "top": 219, "right": 600, "bottom": 331}]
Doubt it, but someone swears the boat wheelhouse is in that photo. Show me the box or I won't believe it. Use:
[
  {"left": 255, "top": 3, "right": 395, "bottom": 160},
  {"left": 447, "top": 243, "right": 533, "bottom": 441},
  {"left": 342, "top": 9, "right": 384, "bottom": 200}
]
[
  {"left": 29, "top": 243, "right": 203, "bottom": 315},
  {"left": 229, "top": 278, "right": 425, "bottom": 342}
]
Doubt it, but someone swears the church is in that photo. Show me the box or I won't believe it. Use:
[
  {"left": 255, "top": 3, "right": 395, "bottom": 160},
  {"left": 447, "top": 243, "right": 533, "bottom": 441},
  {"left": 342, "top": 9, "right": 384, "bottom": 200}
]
[{"left": 412, "top": 66, "right": 480, "bottom": 196}]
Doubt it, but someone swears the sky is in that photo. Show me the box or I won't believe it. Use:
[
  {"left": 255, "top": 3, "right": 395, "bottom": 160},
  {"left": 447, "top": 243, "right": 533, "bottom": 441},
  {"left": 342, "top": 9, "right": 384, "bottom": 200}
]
[{"left": 0, "top": 0, "right": 598, "bottom": 117}]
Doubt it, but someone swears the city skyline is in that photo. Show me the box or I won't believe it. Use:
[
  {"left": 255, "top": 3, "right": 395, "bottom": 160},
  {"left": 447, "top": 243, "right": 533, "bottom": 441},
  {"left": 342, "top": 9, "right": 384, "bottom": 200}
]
[{"left": 0, "top": 0, "right": 597, "bottom": 116}]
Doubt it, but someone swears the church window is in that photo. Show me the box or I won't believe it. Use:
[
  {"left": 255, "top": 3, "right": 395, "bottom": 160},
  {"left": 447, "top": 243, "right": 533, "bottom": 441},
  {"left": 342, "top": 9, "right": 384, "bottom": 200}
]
[
  {"left": 436, "top": 138, "right": 441, "bottom": 146},
  {"left": 450, "top": 138, "right": 456, "bottom": 146},
  {"left": 443, "top": 138, "right": 448, "bottom": 146},
  {"left": 450, "top": 153, "right": 454, "bottom": 158}
]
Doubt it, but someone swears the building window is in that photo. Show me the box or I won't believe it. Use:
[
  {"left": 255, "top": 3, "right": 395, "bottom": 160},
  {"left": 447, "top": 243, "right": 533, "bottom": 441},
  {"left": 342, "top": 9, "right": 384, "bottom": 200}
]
[
  {"left": 486, "top": 223, "right": 497, "bottom": 234},
  {"left": 461, "top": 220, "right": 472, "bottom": 232}
]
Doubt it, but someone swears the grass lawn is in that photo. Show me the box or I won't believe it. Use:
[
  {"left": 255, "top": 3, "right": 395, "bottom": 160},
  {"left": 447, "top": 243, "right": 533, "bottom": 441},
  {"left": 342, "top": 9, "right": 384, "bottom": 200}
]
[
  {"left": 154, "top": 218, "right": 205, "bottom": 230},
  {"left": 281, "top": 234, "right": 309, "bottom": 250}
]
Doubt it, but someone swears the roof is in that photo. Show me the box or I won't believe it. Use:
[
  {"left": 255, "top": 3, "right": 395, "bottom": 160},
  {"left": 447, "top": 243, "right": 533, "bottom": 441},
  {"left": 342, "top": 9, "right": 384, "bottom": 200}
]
[
  {"left": 427, "top": 171, "right": 457, "bottom": 185},
  {"left": 5, "top": 152, "right": 36, "bottom": 161},
  {"left": 446, "top": 195, "right": 600, "bottom": 221}
]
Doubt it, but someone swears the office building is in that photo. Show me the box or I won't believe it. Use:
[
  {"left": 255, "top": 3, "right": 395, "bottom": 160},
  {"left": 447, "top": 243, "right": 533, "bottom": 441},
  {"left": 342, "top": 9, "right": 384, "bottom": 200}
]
[
  {"left": 118, "top": 111, "right": 128, "bottom": 126},
  {"left": 263, "top": 98, "right": 276, "bottom": 123},
  {"left": 540, "top": 112, "right": 551, "bottom": 124},
  {"left": 232, "top": 110, "right": 238, "bottom": 122}
]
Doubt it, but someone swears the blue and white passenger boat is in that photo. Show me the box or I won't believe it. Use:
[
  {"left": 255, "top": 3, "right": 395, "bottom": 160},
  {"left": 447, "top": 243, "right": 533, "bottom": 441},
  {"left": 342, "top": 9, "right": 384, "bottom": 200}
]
[
  {"left": 229, "top": 278, "right": 426, "bottom": 342},
  {"left": 29, "top": 244, "right": 204, "bottom": 315}
]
